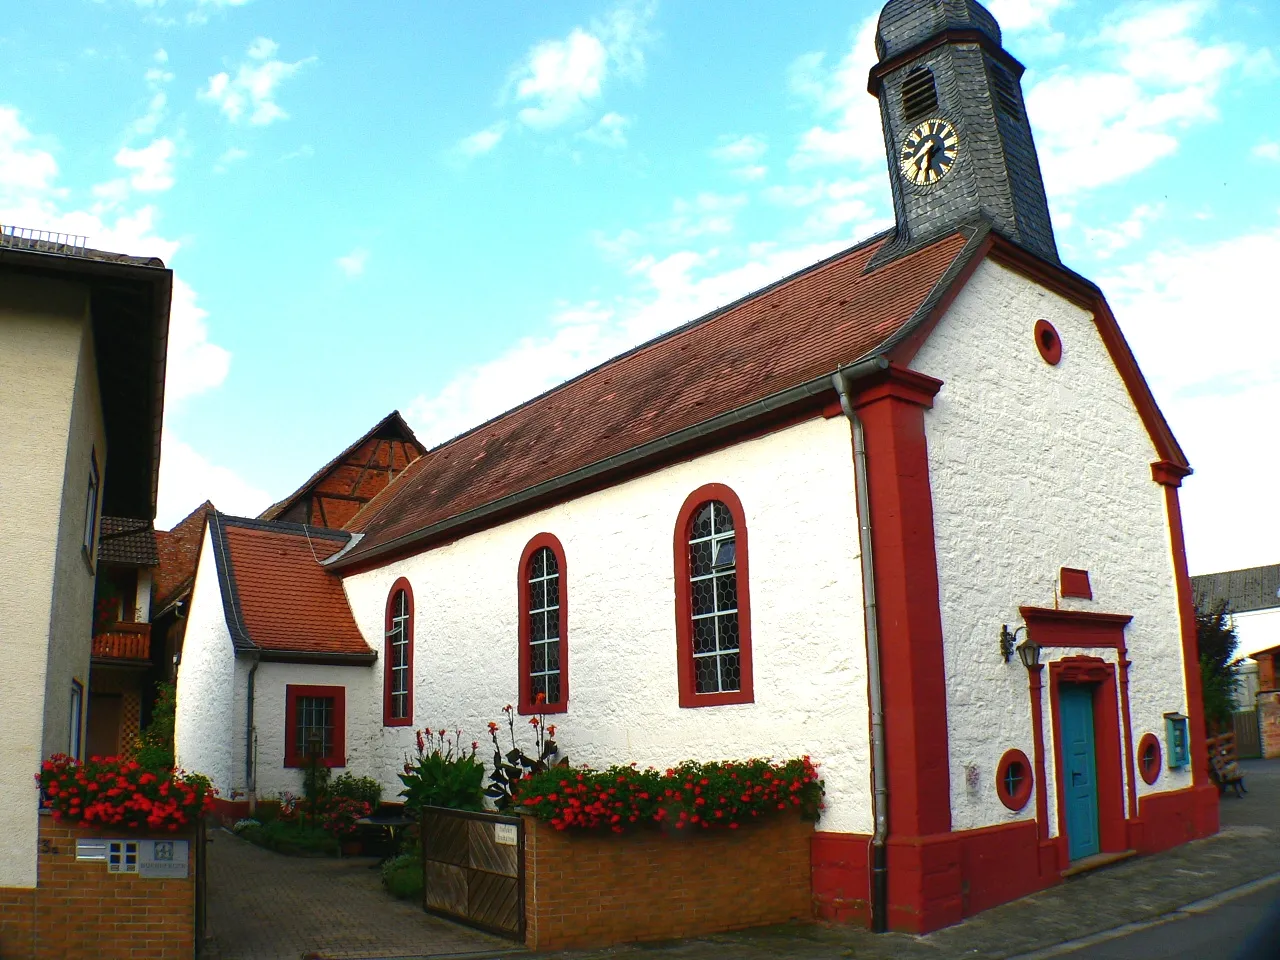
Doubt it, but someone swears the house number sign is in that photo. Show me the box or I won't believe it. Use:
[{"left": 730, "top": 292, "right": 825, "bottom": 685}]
[
  {"left": 74, "top": 839, "right": 188, "bottom": 878},
  {"left": 493, "top": 823, "right": 518, "bottom": 846}
]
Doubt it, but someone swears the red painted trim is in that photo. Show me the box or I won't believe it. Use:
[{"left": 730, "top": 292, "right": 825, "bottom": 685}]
[
  {"left": 210, "top": 797, "right": 250, "bottom": 826},
  {"left": 1160, "top": 482, "right": 1211, "bottom": 790},
  {"left": 382, "top": 577, "right": 414, "bottom": 727},
  {"left": 1138, "top": 784, "right": 1219, "bottom": 854},
  {"left": 848, "top": 366, "right": 950, "bottom": 843},
  {"left": 1020, "top": 606, "right": 1132, "bottom": 647},
  {"left": 996, "top": 749, "right": 1034, "bottom": 812},
  {"left": 1059, "top": 567, "right": 1092, "bottom": 600},
  {"left": 811, "top": 832, "right": 871, "bottom": 924},
  {"left": 283, "top": 684, "right": 347, "bottom": 768},
  {"left": 518, "top": 532, "right": 569, "bottom": 715},
  {"left": 1119, "top": 653, "right": 1138, "bottom": 820},
  {"left": 1048, "top": 658, "right": 1126, "bottom": 863},
  {"left": 1138, "top": 733, "right": 1162, "bottom": 785},
  {"left": 1034, "top": 319, "right": 1062, "bottom": 365},
  {"left": 1026, "top": 664, "right": 1057, "bottom": 876},
  {"left": 674, "top": 484, "right": 753, "bottom": 708},
  {"left": 1151, "top": 460, "right": 1191, "bottom": 487}
]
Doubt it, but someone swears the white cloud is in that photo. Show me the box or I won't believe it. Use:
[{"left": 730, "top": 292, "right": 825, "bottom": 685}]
[
  {"left": 1100, "top": 228, "right": 1280, "bottom": 573},
  {"left": 1253, "top": 141, "right": 1280, "bottom": 162},
  {"left": 0, "top": 107, "right": 58, "bottom": 192},
  {"left": 200, "top": 37, "right": 315, "bottom": 126},
  {"left": 1026, "top": 3, "right": 1238, "bottom": 197},
  {"left": 166, "top": 276, "right": 231, "bottom": 401},
  {"left": 156, "top": 433, "right": 271, "bottom": 528},
  {"left": 213, "top": 146, "right": 248, "bottom": 173},
  {"left": 985, "top": 0, "right": 1068, "bottom": 32},
  {"left": 786, "top": 16, "right": 884, "bottom": 170},
  {"left": 580, "top": 112, "right": 630, "bottom": 148},
  {"left": 114, "top": 138, "right": 175, "bottom": 192},
  {"left": 711, "top": 134, "right": 767, "bottom": 164},
  {"left": 457, "top": 122, "right": 507, "bottom": 158},
  {"left": 336, "top": 247, "right": 369, "bottom": 277},
  {"left": 505, "top": 1, "right": 656, "bottom": 133},
  {"left": 664, "top": 192, "right": 747, "bottom": 239},
  {"left": 1082, "top": 203, "right": 1162, "bottom": 259}
]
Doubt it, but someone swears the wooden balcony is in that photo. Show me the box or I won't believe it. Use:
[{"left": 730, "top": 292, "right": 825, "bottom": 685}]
[{"left": 92, "top": 622, "right": 151, "bottom": 661}]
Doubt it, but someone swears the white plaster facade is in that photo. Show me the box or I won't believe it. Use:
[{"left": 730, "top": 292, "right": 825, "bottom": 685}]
[
  {"left": 911, "top": 260, "right": 1192, "bottom": 834},
  {"left": 0, "top": 275, "right": 104, "bottom": 888},
  {"left": 341, "top": 416, "right": 874, "bottom": 833}
]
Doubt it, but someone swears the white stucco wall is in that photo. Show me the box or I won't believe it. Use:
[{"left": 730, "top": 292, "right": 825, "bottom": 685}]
[
  {"left": 245, "top": 662, "right": 381, "bottom": 800},
  {"left": 911, "top": 260, "right": 1192, "bottom": 835},
  {"left": 174, "top": 527, "right": 237, "bottom": 795},
  {"left": 0, "top": 275, "right": 95, "bottom": 888},
  {"left": 342, "top": 415, "right": 874, "bottom": 833}
]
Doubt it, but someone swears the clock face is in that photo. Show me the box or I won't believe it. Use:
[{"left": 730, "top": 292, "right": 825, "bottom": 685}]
[{"left": 899, "top": 118, "right": 960, "bottom": 187}]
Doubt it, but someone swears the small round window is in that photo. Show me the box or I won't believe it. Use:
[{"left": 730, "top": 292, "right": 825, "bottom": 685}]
[
  {"left": 1139, "top": 733, "right": 1162, "bottom": 785},
  {"left": 1034, "top": 319, "right": 1062, "bottom": 365},
  {"left": 996, "top": 748, "right": 1034, "bottom": 811}
]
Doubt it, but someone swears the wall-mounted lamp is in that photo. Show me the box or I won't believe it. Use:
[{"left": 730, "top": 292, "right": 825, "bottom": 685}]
[
  {"left": 1016, "top": 639, "right": 1042, "bottom": 670},
  {"left": 1000, "top": 624, "right": 1025, "bottom": 663}
]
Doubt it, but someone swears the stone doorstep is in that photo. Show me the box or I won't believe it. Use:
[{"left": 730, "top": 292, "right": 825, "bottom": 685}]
[{"left": 1059, "top": 848, "right": 1138, "bottom": 879}]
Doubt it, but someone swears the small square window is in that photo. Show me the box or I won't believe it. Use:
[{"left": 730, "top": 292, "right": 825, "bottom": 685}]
[{"left": 108, "top": 840, "right": 139, "bottom": 874}]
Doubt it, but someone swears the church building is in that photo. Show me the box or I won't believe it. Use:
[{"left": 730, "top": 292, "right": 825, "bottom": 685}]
[{"left": 175, "top": 0, "right": 1218, "bottom": 933}]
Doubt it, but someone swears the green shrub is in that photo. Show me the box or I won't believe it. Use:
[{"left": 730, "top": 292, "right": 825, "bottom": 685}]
[
  {"left": 239, "top": 819, "right": 339, "bottom": 857},
  {"left": 381, "top": 852, "right": 423, "bottom": 900},
  {"left": 132, "top": 682, "right": 177, "bottom": 771},
  {"left": 332, "top": 773, "right": 382, "bottom": 807},
  {"left": 399, "top": 729, "right": 485, "bottom": 813}
]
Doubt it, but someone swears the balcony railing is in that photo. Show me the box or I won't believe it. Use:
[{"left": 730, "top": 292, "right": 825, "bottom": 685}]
[{"left": 92, "top": 622, "right": 151, "bottom": 661}]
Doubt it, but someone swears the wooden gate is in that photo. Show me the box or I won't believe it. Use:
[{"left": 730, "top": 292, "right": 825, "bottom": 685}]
[
  {"left": 1233, "top": 709, "right": 1262, "bottom": 759},
  {"left": 421, "top": 807, "right": 524, "bottom": 940}
]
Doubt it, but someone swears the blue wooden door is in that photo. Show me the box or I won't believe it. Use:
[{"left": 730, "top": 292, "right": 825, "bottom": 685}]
[{"left": 1060, "top": 685, "right": 1101, "bottom": 861}]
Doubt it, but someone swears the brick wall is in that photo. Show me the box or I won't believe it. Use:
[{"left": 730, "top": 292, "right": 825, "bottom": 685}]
[
  {"left": 0, "top": 816, "right": 196, "bottom": 960},
  {"left": 523, "top": 814, "right": 812, "bottom": 951}
]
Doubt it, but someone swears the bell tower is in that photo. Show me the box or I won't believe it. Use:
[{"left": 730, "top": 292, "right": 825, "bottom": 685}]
[{"left": 868, "top": 0, "right": 1058, "bottom": 265}]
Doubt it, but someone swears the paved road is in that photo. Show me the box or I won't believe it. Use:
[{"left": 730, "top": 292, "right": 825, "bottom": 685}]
[{"left": 1057, "top": 882, "right": 1280, "bottom": 959}]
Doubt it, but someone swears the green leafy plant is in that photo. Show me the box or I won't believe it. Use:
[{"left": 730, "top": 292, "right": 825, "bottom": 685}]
[
  {"left": 513, "top": 756, "right": 824, "bottom": 833},
  {"left": 130, "top": 682, "right": 178, "bottom": 770},
  {"left": 277, "top": 790, "right": 371, "bottom": 840},
  {"left": 1198, "top": 599, "right": 1243, "bottom": 731},
  {"left": 399, "top": 728, "right": 485, "bottom": 813},
  {"left": 381, "top": 852, "right": 424, "bottom": 900},
  {"left": 485, "top": 701, "right": 566, "bottom": 810},
  {"left": 332, "top": 772, "right": 382, "bottom": 807},
  {"left": 238, "top": 818, "right": 339, "bottom": 857}
]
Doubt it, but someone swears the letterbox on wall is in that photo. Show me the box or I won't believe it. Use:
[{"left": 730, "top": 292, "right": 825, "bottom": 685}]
[{"left": 1164, "top": 712, "right": 1190, "bottom": 769}]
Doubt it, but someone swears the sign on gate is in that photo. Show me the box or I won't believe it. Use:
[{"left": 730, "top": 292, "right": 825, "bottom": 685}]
[{"left": 421, "top": 807, "right": 524, "bottom": 940}]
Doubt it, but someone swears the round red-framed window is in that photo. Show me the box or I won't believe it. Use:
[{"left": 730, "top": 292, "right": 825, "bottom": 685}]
[
  {"left": 996, "top": 749, "right": 1034, "bottom": 812},
  {"left": 1138, "top": 733, "right": 1162, "bottom": 785},
  {"left": 1034, "top": 319, "right": 1062, "bottom": 365}
]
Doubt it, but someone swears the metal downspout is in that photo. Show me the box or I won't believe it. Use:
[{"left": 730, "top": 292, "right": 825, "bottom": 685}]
[
  {"left": 834, "top": 368, "right": 890, "bottom": 934},
  {"left": 245, "top": 652, "right": 260, "bottom": 815}
]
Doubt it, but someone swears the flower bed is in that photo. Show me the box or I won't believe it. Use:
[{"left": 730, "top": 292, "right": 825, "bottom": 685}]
[
  {"left": 513, "top": 756, "right": 822, "bottom": 832},
  {"left": 37, "top": 754, "right": 214, "bottom": 830}
]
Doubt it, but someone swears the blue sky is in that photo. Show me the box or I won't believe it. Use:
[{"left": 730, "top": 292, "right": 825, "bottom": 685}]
[{"left": 2, "top": 0, "right": 1278, "bottom": 587}]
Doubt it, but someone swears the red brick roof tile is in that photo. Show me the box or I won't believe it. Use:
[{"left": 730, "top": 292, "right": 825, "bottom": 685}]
[
  {"left": 155, "top": 501, "right": 215, "bottom": 608},
  {"left": 339, "top": 231, "right": 970, "bottom": 566},
  {"left": 218, "top": 518, "right": 371, "bottom": 657}
]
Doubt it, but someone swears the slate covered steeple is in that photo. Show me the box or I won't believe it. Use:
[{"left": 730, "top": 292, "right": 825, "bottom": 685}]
[{"left": 869, "top": 0, "right": 1059, "bottom": 265}]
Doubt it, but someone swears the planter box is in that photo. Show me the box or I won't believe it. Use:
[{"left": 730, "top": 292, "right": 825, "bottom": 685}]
[{"left": 522, "top": 813, "right": 813, "bottom": 951}]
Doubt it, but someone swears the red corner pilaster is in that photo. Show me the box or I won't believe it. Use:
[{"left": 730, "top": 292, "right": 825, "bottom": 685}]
[
  {"left": 851, "top": 365, "right": 958, "bottom": 932},
  {"left": 1151, "top": 459, "right": 1219, "bottom": 836}
]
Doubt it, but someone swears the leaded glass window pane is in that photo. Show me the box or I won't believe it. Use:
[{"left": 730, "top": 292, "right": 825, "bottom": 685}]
[
  {"left": 386, "top": 589, "right": 411, "bottom": 720},
  {"left": 688, "top": 500, "right": 740, "bottom": 694},
  {"left": 296, "top": 696, "right": 334, "bottom": 758},
  {"left": 527, "top": 546, "right": 562, "bottom": 705}
]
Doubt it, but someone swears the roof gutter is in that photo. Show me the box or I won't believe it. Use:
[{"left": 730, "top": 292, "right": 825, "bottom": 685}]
[
  {"left": 236, "top": 649, "right": 377, "bottom": 666},
  {"left": 333, "top": 354, "right": 893, "bottom": 572}
]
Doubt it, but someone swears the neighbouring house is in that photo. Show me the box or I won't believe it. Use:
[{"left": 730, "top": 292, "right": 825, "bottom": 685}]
[
  {"left": 175, "top": 0, "right": 1218, "bottom": 935},
  {"left": 0, "top": 226, "right": 170, "bottom": 945}
]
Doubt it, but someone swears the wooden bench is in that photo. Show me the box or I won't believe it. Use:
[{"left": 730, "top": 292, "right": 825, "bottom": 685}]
[{"left": 1208, "top": 732, "right": 1247, "bottom": 797}]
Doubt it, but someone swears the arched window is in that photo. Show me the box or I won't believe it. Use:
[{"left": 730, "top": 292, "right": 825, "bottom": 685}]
[
  {"left": 674, "top": 484, "right": 753, "bottom": 708},
  {"left": 519, "top": 534, "right": 568, "bottom": 715},
  {"left": 383, "top": 579, "right": 414, "bottom": 726}
]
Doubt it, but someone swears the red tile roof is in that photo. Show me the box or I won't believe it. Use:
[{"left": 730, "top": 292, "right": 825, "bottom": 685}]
[
  {"left": 155, "top": 501, "right": 215, "bottom": 608},
  {"left": 338, "top": 230, "right": 971, "bottom": 566},
  {"left": 98, "top": 517, "right": 159, "bottom": 566},
  {"left": 213, "top": 515, "right": 372, "bottom": 658}
]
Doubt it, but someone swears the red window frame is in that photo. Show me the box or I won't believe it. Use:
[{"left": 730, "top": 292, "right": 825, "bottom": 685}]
[
  {"left": 518, "top": 533, "right": 568, "bottom": 715},
  {"left": 996, "top": 748, "right": 1034, "bottom": 812},
  {"left": 1138, "top": 733, "right": 1162, "bottom": 785},
  {"left": 674, "top": 483, "right": 754, "bottom": 708},
  {"left": 284, "top": 684, "right": 347, "bottom": 768},
  {"left": 383, "top": 578, "right": 415, "bottom": 727}
]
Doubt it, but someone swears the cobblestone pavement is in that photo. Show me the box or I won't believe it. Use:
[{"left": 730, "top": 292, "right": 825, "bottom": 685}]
[
  {"left": 206, "top": 761, "right": 1280, "bottom": 959},
  {"left": 203, "top": 829, "right": 516, "bottom": 960}
]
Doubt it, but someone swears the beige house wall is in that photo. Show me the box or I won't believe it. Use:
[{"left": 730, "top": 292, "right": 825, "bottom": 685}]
[{"left": 0, "top": 274, "right": 101, "bottom": 889}]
